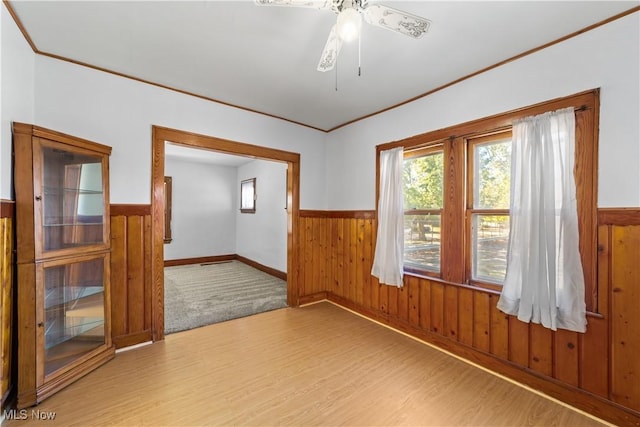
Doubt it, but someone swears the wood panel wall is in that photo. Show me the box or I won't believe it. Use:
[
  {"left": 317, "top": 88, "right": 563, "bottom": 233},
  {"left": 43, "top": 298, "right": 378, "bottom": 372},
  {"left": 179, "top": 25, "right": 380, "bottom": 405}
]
[
  {"left": 4, "top": 199, "right": 637, "bottom": 423},
  {"left": 599, "top": 209, "right": 640, "bottom": 414},
  {"left": 297, "top": 209, "right": 640, "bottom": 426},
  {"left": 110, "top": 205, "right": 153, "bottom": 349},
  {"left": 1, "top": 201, "right": 15, "bottom": 410}
]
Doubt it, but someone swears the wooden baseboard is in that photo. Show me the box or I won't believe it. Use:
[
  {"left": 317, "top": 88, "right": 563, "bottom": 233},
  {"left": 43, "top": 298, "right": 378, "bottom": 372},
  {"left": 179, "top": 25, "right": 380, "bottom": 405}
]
[
  {"left": 164, "top": 254, "right": 287, "bottom": 281},
  {"left": 235, "top": 255, "right": 287, "bottom": 281},
  {"left": 113, "top": 330, "right": 153, "bottom": 350},
  {"left": 164, "top": 254, "right": 235, "bottom": 267},
  {"left": 326, "top": 293, "right": 640, "bottom": 427},
  {"left": 298, "top": 292, "right": 328, "bottom": 306}
]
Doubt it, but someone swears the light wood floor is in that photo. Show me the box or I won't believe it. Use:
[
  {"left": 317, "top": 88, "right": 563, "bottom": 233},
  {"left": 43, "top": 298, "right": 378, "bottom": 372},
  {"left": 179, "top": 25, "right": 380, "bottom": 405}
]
[{"left": 5, "top": 302, "right": 605, "bottom": 426}]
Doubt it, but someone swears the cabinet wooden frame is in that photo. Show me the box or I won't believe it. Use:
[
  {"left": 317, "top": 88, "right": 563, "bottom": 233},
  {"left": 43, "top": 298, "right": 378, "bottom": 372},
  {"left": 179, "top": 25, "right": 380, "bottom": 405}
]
[
  {"left": 32, "top": 137, "right": 110, "bottom": 260},
  {"left": 13, "top": 123, "right": 115, "bottom": 408}
]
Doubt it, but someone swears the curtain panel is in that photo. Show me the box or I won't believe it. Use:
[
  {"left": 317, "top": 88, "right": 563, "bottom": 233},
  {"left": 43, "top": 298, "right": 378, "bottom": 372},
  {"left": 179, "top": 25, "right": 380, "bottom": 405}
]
[
  {"left": 497, "top": 107, "right": 587, "bottom": 333},
  {"left": 372, "top": 147, "right": 404, "bottom": 287}
]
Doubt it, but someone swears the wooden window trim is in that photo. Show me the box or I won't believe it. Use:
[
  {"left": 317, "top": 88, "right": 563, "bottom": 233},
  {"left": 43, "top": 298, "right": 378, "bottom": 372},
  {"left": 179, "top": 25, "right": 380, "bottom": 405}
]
[{"left": 376, "top": 88, "right": 599, "bottom": 313}]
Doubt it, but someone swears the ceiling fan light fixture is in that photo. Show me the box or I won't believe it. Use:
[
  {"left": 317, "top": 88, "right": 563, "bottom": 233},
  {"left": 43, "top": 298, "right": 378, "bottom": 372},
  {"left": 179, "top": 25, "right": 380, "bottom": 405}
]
[{"left": 336, "top": 8, "right": 362, "bottom": 42}]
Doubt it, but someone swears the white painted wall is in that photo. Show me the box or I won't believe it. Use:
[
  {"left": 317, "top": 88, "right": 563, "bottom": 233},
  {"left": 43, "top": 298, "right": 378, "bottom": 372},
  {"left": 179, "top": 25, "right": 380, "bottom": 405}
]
[
  {"left": 326, "top": 13, "right": 640, "bottom": 209},
  {"left": 236, "top": 160, "right": 288, "bottom": 272},
  {"left": 164, "top": 156, "right": 237, "bottom": 260},
  {"left": 31, "top": 56, "right": 327, "bottom": 208},
  {"left": 1, "top": 2, "right": 35, "bottom": 199}
]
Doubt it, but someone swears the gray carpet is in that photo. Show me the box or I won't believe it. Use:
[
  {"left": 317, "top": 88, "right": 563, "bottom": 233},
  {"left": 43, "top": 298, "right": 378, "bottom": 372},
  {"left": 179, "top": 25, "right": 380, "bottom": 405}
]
[{"left": 164, "top": 260, "right": 287, "bottom": 334}]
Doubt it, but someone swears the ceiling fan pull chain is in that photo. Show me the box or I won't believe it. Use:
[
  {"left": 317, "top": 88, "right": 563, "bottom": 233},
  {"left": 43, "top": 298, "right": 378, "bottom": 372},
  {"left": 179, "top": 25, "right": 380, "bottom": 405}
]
[
  {"left": 358, "top": 27, "right": 362, "bottom": 77},
  {"left": 335, "top": 32, "right": 339, "bottom": 91}
]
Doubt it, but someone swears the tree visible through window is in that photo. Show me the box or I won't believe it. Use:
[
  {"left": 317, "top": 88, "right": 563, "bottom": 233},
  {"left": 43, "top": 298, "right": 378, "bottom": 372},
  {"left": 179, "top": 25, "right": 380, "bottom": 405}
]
[
  {"left": 468, "top": 134, "right": 511, "bottom": 284},
  {"left": 403, "top": 149, "right": 443, "bottom": 273}
]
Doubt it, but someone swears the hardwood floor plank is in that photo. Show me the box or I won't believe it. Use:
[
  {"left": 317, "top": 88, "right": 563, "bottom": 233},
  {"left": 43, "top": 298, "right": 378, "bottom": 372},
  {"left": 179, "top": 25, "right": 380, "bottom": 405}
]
[{"left": 5, "top": 302, "right": 605, "bottom": 427}]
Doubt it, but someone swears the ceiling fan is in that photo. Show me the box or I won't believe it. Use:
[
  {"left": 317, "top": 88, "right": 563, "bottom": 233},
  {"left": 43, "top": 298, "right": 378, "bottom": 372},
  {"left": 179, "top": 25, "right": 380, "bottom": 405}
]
[{"left": 255, "top": 0, "right": 431, "bottom": 72}]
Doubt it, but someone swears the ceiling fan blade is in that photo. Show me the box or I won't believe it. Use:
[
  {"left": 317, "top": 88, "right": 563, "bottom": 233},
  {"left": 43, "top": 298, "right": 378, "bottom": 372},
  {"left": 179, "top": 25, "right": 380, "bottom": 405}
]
[
  {"left": 254, "top": 0, "right": 335, "bottom": 11},
  {"left": 363, "top": 4, "right": 431, "bottom": 39},
  {"left": 317, "top": 24, "right": 342, "bottom": 72}
]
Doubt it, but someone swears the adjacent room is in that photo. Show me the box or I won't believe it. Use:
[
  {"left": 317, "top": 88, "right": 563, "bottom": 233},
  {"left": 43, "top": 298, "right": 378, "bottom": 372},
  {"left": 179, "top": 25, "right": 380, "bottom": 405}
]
[
  {"left": 163, "top": 143, "right": 288, "bottom": 333},
  {"left": 1, "top": 1, "right": 639, "bottom": 426}
]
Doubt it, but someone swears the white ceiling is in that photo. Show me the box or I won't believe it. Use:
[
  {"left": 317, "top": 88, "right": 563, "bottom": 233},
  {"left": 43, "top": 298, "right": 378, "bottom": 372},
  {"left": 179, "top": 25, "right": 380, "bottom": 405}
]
[{"left": 8, "top": 0, "right": 639, "bottom": 131}]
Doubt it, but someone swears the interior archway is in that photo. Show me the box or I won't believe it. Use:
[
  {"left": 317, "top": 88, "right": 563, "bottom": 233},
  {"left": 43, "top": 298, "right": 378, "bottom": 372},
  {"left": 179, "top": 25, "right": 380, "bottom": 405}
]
[{"left": 151, "top": 126, "right": 300, "bottom": 341}]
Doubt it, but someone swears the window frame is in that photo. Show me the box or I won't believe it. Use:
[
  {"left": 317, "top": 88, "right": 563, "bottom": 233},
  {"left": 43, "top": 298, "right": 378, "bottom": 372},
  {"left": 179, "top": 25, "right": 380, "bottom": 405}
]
[{"left": 375, "top": 89, "right": 599, "bottom": 313}]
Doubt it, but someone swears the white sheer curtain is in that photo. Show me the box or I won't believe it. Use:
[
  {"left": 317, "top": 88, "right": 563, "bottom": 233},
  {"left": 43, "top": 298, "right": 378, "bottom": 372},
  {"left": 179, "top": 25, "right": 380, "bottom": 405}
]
[
  {"left": 497, "top": 107, "right": 587, "bottom": 332},
  {"left": 371, "top": 147, "right": 404, "bottom": 287}
]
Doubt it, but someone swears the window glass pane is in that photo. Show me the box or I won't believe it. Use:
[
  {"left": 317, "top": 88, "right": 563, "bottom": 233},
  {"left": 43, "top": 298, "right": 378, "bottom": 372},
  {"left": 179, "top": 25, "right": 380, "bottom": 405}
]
[
  {"left": 41, "top": 147, "right": 105, "bottom": 251},
  {"left": 240, "top": 178, "right": 256, "bottom": 213},
  {"left": 404, "top": 214, "right": 441, "bottom": 272},
  {"left": 473, "top": 139, "right": 511, "bottom": 209},
  {"left": 403, "top": 152, "right": 443, "bottom": 210},
  {"left": 241, "top": 184, "right": 254, "bottom": 208},
  {"left": 472, "top": 214, "right": 509, "bottom": 283},
  {"left": 44, "top": 257, "right": 105, "bottom": 376}
]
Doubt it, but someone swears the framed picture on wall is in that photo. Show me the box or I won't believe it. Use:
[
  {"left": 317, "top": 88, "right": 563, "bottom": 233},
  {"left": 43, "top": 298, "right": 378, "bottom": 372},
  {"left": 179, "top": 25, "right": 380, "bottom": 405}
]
[{"left": 240, "top": 178, "right": 256, "bottom": 213}]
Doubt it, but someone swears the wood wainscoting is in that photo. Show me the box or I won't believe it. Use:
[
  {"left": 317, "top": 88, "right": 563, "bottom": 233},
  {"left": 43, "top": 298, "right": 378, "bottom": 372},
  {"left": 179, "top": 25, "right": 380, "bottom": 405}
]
[
  {"left": 110, "top": 204, "right": 153, "bottom": 349},
  {"left": 296, "top": 209, "right": 640, "bottom": 426},
  {"left": 1, "top": 201, "right": 15, "bottom": 410},
  {"left": 598, "top": 208, "right": 640, "bottom": 414}
]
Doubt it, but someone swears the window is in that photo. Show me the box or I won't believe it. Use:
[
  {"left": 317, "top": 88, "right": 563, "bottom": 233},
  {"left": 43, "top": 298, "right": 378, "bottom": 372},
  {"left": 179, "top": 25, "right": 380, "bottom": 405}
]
[
  {"left": 375, "top": 90, "right": 598, "bottom": 312},
  {"left": 467, "top": 133, "right": 511, "bottom": 287},
  {"left": 403, "top": 148, "right": 443, "bottom": 274},
  {"left": 240, "top": 178, "right": 256, "bottom": 213}
]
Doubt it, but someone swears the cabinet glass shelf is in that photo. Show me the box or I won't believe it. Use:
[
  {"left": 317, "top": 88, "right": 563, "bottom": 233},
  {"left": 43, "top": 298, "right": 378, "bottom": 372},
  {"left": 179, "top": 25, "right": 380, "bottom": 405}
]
[
  {"left": 43, "top": 220, "right": 104, "bottom": 227},
  {"left": 45, "top": 285, "right": 103, "bottom": 309},
  {"left": 45, "top": 317, "right": 105, "bottom": 350},
  {"left": 43, "top": 186, "right": 103, "bottom": 195}
]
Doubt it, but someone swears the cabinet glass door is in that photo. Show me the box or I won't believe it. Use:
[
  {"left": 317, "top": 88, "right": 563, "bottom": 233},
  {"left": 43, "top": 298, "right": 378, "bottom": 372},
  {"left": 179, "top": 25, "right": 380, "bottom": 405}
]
[
  {"left": 41, "top": 145, "right": 105, "bottom": 252},
  {"left": 43, "top": 257, "right": 105, "bottom": 376}
]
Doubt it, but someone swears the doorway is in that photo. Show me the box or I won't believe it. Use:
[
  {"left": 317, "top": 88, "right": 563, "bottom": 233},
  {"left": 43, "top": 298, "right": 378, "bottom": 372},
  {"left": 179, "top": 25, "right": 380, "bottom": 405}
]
[{"left": 151, "top": 126, "right": 300, "bottom": 341}]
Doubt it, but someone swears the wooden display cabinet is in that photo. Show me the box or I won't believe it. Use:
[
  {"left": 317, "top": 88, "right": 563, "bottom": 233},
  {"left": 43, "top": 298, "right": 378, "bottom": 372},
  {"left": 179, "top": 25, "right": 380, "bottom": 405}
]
[{"left": 13, "top": 123, "right": 114, "bottom": 408}]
